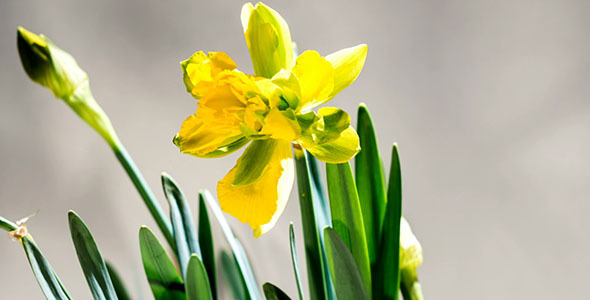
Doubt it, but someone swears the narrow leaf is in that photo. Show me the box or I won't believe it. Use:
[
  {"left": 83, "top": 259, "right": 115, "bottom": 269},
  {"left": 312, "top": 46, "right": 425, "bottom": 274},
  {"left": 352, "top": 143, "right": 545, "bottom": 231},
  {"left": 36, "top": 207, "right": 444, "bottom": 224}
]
[
  {"left": 139, "top": 226, "right": 185, "bottom": 300},
  {"left": 288, "top": 223, "right": 304, "bottom": 300},
  {"left": 375, "top": 144, "right": 403, "bottom": 300},
  {"left": 323, "top": 227, "right": 368, "bottom": 300},
  {"left": 21, "top": 237, "right": 71, "bottom": 300},
  {"left": 198, "top": 193, "right": 217, "bottom": 299},
  {"left": 293, "top": 146, "right": 335, "bottom": 300},
  {"left": 185, "top": 255, "right": 213, "bottom": 300},
  {"left": 220, "top": 251, "right": 247, "bottom": 300},
  {"left": 262, "top": 282, "right": 292, "bottom": 300},
  {"left": 202, "top": 189, "right": 261, "bottom": 300},
  {"left": 355, "top": 104, "right": 386, "bottom": 266},
  {"left": 0, "top": 216, "right": 18, "bottom": 231},
  {"left": 68, "top": 211, "right": 117, "bottom": 300},
  {"left": 325, "top": 163, "right": 372, "bottom": 297},
  {"left": 162, "top": 172, "right": 201, "bottom": 277},
  {"left": 106, "top": 262, "right": 132, "bottom": 300}
]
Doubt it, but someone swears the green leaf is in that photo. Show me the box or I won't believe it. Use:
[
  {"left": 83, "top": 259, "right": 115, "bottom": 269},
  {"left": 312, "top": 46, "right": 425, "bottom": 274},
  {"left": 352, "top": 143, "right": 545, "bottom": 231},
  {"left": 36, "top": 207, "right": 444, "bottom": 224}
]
[
  {"left": 139, "top": 226, "right": 185, "bottom": 300},
  {"left": 262, "top": 282, "right": 292, "bottom": 300},
  {"left": 355, "top": 104, "right": 387, "bottom": 267},
  {"left": 68, "top": 211, "right": 117, "bottom": 300},
  {"left": 202, "top": 190, "right": 262, "bottom": 300},
  {"left": 288, "top": 223, "right": 304, "bottom": 300},
  {"left": 220, "top": 251, "right": 247, "bottom": 300},
  {"left": 293, "top": 146, "right": 335, "bottom": 300},
  {"left": 323, "top": 228, "right": 368, "bottom": 300},
  {"left": 185, "top": 255, "right": 213, "bottom": 300},
  {"left": 21, "top": 237, "right": 71, "bottom": 300},
  {"left": 162, "top": 172, "right": 200, "bottom": 277},
  {"left": 0, "top": 216, "right": 18, "bottom": 231},
  {"left": 375, "top": 144, "right": 403, "bottom": 300},
  {"left": 198, "top": 193, "right": 217, "bottom": 300},
  {"left": 106, "top": 262, "right": 132, "bottom": 300},
  {"left": 325, "top": 163, "right": 372, "bottom": 297}
]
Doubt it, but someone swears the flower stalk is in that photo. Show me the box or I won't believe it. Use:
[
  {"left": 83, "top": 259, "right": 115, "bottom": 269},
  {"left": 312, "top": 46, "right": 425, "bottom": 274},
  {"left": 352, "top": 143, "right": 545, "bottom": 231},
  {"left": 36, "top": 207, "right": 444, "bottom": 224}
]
[{"left": 17, "top": 26, "right": 176, "bottom": 251}]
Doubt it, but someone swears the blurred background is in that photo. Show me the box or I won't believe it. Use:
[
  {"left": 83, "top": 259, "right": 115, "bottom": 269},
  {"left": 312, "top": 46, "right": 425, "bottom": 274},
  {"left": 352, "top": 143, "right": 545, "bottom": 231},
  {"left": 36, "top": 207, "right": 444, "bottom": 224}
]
[{"left": 1, "top": 0, "right": 589, "bottom": 299}]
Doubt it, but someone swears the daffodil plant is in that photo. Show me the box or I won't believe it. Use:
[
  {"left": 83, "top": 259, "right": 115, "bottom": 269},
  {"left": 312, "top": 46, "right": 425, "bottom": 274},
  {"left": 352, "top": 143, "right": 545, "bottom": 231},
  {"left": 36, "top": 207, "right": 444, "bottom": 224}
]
[
  {"left": 174, "top": 3, "right": 368, "bottom": 237},
  {"left": 2, "top": 2, "right": 425, "bottom": 300}
]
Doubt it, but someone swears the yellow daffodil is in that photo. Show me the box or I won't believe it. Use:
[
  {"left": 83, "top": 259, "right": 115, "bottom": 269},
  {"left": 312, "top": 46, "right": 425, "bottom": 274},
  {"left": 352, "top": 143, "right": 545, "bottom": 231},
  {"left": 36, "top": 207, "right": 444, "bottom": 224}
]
[{"left": 174, "top": 2, "right": 367, "bottom": 237}]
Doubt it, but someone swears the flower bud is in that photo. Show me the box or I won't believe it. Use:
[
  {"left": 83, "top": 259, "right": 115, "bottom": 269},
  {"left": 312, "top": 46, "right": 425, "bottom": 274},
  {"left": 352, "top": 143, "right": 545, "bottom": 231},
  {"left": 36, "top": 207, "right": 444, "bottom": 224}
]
[
  {"left": 17, "top": 27, "right": 120, "bottom": 147},
  {"left": 400, "top": 217, "right": 424, "bottom": 299}
]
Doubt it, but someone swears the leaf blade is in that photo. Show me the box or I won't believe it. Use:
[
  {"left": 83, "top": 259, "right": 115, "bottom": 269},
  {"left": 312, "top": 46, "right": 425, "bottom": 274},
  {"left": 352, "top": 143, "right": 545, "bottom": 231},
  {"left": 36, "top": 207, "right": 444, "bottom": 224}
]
[
  {"left": 68, "top": 211, "right": 117, "bottom": 300},
  {"left": 262, "top": 282, "right": 292, "bottom": 300},
  {"left": 198, "top": 193, "right": 217, "bottom": 300},
  {"left": 21, "top": 237, "right": 72, "bottom": 300},
  {"left": 139, "top": 226, "right": 185, "bottom": 300},
  {"left": 323, "top": 227, "right": 368, "bottom": 300},
  {"left": 220, "top": 251, "right": 247, "bottom": 300},
  {"left": 355, "top": 104, "right": 387, "bottom": 266},
  {"left": 185, "top": 255, "right": 213, "bottom": 300},
  {"left": 106, "top": 262, "right": 132, "bottom": 300},
  {"left": 288, "top": 223, "right": 304, "bottom": 300},
  {"left": 162, "top": 172, "right": 200, "bottom": 277},
  {"left": 375, "top": 144, "right": 403, "bottom": 300},
  {"left": 325, "top": 162, "right": 372, "bottom": 297},
  {"left": 202, "top": 190, "right": 261, "bottom": 300},
  {"left": 293, "top": 146, "right": 336, "bottom": 300}
]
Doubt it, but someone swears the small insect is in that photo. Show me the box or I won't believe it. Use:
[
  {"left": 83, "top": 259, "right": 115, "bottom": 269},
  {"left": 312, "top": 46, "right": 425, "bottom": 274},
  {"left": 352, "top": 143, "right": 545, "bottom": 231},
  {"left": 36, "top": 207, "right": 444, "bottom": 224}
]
[{"left": 8, "top": 210, "right": 39, "bottom": 241}]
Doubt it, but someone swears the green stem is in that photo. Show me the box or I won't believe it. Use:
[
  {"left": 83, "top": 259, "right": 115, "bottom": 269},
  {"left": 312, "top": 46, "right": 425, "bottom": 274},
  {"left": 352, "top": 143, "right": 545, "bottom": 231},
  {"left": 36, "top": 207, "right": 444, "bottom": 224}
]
[{"left": 113, "top": 145, "right": 175, "bottom": 251}]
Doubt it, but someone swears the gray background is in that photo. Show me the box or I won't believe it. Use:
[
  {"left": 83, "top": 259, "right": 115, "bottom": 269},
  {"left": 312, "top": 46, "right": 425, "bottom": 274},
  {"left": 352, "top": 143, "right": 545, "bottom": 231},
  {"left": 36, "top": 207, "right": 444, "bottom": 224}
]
[{"left": 1, "top": 0, "right": 589, "bottom": 299}]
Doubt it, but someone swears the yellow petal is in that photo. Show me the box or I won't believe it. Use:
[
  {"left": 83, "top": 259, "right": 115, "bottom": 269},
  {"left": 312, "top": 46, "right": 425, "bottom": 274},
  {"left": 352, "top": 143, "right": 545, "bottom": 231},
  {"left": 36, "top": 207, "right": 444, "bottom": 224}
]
[
  {"left": 181, "top": 51, "right": 239, "bottom": 99},
  {"left": 242, "top": 2, "right": 294, "bottom": 78},
  {"left": 292, "top": 51, "right": 334, "bottom": 111},
  {"left": 217, "top": 140, "right": 294, "bottom": 236},
  {"left": 174, "top": 113, "right": 244, "bottom": 157},
  {"left": 302, "top": 126, "right": 360, "bottom": 163},
  {"left": 259, "top": 108, "right": 301, "bottom": 141},
  {"left": 326, "top": 44, "right": 368, "bottom": 97}
]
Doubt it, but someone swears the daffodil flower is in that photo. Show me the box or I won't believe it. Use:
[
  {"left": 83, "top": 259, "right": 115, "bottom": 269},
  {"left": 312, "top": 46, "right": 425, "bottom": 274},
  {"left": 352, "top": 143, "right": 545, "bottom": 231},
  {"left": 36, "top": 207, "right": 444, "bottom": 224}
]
[{"left": 174, "top": 2, "right": 367, "bottom": 237}]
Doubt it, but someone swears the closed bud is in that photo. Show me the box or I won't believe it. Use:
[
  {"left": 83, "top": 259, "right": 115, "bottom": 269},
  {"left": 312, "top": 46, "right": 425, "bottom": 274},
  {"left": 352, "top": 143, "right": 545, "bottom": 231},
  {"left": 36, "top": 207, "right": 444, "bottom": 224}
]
[{"left": 17, "top": 27, "right": 119, "bottom": 147}]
